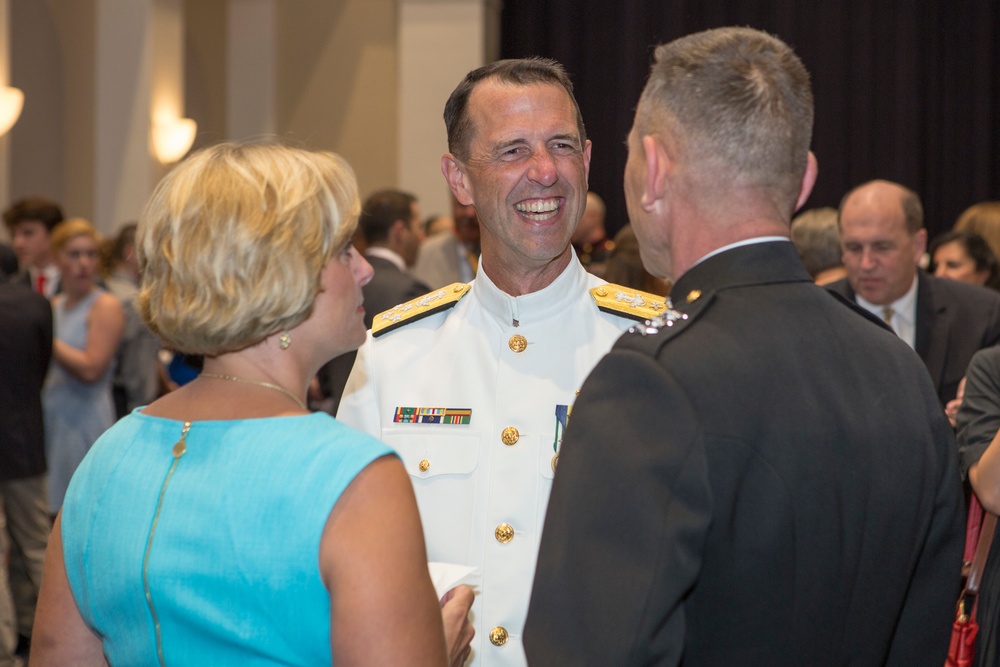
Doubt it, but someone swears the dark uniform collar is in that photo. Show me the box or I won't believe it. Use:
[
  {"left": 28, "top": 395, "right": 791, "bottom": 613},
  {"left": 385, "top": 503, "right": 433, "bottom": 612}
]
[{"left": 671, "top": 240, "right": 812, "bottom": 308}]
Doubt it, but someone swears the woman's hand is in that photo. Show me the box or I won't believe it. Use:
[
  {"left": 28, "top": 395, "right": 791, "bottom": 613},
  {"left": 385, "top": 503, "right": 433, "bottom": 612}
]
[
  {"left": 440, "top": 585, "right": 475, "bottom": 667},
  {"left": 945, "top": 376, "right": 967, "bottom": 428}
]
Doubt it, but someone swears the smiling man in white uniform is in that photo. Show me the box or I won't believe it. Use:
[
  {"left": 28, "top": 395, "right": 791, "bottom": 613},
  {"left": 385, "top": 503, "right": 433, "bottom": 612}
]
[{"left": 337, "top": 58, "right": 666, "bottom": 666}]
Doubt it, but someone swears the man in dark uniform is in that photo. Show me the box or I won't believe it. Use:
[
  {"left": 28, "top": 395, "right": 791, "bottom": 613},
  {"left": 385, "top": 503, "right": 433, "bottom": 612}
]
[{"left": 525, "top": 27, "right": 963, "bottom": 666}]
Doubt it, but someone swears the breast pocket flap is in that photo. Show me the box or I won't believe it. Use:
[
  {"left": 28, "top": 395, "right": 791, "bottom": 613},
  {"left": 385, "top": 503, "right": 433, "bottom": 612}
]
[{"left": 384, "top": 430, "right": 480, "bottom": 478}]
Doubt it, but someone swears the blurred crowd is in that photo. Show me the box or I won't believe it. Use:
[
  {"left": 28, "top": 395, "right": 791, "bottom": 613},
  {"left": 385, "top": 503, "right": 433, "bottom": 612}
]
[
  {"left": 4, "top": 174, "right": 1000, "bottom": 662},
  {"left": 1, "top": 34, "right": 999, "bottom": 664}
]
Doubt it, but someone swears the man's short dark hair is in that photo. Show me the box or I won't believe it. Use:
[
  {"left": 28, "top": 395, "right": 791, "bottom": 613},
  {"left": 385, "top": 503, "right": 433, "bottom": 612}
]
[
  {"left": 359, "top": 189, "right": 417, "bottom": 245},
  {"left": 444, "top": 57, "right": 587, "bottom": 161},
  {"left": 3, "top": 197, "right": 64, "bottom": 233}
]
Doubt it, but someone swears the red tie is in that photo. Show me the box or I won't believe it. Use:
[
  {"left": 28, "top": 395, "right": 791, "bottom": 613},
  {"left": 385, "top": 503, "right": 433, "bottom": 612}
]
[{"left": 35, "top": 274, "right": 46, "bottom": 295}]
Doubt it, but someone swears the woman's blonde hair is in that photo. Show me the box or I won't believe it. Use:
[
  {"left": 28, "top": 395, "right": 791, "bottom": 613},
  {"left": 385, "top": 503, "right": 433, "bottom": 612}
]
[
  {"left": 50, "top": 218, "right": 101, "bottom": 255},
  {"left": 136, "top": 141, "right": 360, "bottom": 355}
]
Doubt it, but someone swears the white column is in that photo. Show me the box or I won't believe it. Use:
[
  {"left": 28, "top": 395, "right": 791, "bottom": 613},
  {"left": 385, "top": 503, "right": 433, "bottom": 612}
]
[
  {"left": 150, "top": 0, "right": 187, "bottom": 159},
  {"left": 0, "top": 0, "right": 12, "bottom": 215},
  {"left": 397, "top": 0, "right": 486, "bottom": 218},
  {"left": 94, "top": 0, "right": 186, "bottom": 233},
  {"left": 226, "top": 0, "right": 276, "bottom": 139}
]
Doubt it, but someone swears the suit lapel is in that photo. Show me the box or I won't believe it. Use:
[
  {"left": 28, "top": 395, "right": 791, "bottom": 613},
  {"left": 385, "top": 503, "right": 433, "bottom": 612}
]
[{"left": 914, "top": 272, "right": 947, "bottom": 389}]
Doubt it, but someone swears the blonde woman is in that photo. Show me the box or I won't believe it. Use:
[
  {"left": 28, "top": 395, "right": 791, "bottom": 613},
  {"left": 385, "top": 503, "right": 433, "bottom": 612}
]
[
  {"left": 32, "top": 142, "right": 473, "bottom": 666},
  {"left": 44, "top": 219, "right": 125, "bottom": 514}
]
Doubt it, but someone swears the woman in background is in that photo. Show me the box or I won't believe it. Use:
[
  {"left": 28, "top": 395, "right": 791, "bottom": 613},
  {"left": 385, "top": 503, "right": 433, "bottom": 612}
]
[
  {"left": 32, "top": 142, "right": 473, "bottom": 665},
  {"left": 100, "top": 222, "right": 166, "bottom": 417},
  {"left": 929, "top": 229, "right": 1000, "bottom": 290},
  {"left": 955, "top": 345, "right": 1000, "bottom": 666},
  {"left": 43, "top": 219, "right": 124, "bottom": 515},
  {"left": 955, "top": 201, "right": 1000, "bottom": 264}
]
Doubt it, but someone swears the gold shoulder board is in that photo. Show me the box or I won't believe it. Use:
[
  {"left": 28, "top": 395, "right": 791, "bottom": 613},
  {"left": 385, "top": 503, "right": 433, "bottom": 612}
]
[
  {"left": 372, "top": 283, "right": 471, "bottom": 338},
  {"left": 589, "top": 283, "right": 668, "bottom": 322}
]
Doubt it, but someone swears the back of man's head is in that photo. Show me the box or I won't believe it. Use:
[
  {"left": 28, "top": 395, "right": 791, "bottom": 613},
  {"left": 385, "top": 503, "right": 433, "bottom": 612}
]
[
  {"left": 791, "top": 207, "right": 842, "bottom": 278},
  {"left": 3, "top": 197, "right": 64, "bottom": 233},
  {"left": 635, "top": 27, "right": 813, "bottom": 215},
  {"left": 359, "top": 189, "right": 417, "bottom": 247},
  {"left": 444, "top": 57, "right": 587, "bottom": 162}
]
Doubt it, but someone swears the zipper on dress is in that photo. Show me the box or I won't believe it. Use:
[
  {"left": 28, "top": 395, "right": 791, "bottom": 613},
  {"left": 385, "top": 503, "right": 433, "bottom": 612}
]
[{"left": 142, "top": 420, "right": 190, "bottom": 667}]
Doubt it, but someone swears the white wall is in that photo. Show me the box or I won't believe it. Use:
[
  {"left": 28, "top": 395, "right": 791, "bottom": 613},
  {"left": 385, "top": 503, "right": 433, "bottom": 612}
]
[{"left": 5, "top": 0, "right": 495, "bottom": 228}]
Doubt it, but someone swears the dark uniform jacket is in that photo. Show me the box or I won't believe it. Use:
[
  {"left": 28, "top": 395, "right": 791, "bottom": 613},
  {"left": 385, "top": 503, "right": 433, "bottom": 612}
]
[{"left": 525, "top": 241, "right": 964, "bottom": 666}]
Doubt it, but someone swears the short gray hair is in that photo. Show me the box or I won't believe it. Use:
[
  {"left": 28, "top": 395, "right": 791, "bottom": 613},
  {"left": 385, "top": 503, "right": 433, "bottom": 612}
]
[{"left": 635, "top": 27, "right": 813, "bottom": 213}]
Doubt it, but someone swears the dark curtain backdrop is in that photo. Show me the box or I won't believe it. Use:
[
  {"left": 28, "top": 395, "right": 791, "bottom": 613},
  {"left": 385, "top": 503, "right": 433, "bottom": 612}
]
[{"left": 500, "top": 1, "right": 1000, "bottom": 242}]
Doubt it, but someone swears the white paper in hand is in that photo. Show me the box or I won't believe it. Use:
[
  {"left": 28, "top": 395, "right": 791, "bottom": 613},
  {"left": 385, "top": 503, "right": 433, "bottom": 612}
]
[{"left": 427, "top": 562, "right": 480, "bottom": 601}]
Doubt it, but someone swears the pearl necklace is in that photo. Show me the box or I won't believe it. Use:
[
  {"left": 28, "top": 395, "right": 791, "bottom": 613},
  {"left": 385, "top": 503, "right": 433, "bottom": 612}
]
[{"left": 199, "top": 373, "right": 307, "bottom": 412}]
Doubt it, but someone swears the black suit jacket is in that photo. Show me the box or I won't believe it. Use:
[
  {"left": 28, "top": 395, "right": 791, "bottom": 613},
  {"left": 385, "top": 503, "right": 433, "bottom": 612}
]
[
  {"left": 0, "top": 282, "right": 53, "bottom": 479},
  {"left": 525, "top": 242, "right": 963, "bottom": 666},
  {"left": 826, "top": 271, "right": 1000, "bottom": 404},
  {"left": 0, "top": 243, "right": 16, "bottom": 277},
  {"left": 362, "top": 255, "right": 430, "bottom": 329}
]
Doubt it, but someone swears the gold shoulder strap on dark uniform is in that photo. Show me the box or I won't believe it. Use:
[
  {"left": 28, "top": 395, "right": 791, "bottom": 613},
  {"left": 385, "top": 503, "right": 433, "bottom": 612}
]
[
  {"left": 589, "top": 283, "right": 668, "bottom": 322},
  {"left": 372, "top": 283, "right": 471, "bottom": 338}
]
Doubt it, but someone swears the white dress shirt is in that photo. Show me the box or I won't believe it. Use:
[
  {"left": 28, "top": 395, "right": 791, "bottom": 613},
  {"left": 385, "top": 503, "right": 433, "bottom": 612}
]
[{"left": 856, "top": 275, "right": 918, "bottom": 349}]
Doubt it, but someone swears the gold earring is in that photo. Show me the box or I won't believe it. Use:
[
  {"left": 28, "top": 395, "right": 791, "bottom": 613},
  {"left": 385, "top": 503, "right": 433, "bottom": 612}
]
[{"left": 279, "top": 332, "right": 291, "bottom": 350}]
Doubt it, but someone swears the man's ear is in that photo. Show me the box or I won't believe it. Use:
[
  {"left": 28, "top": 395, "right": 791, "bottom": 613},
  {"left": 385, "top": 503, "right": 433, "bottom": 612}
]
[
  {"left": 387, "top": 219, "right": 407, "bottom": 247},
  {"left": 794, "top": 151, "right": 819, "bottom": 213},
  {"left": 913, "top": 227, "right": 928, "bottom": 259},
  {"left": 640, "top": 134, "right": 670, "bottom": 212},
  {"left": 442, "top": 155, "right": 474, "bottom": 206}
]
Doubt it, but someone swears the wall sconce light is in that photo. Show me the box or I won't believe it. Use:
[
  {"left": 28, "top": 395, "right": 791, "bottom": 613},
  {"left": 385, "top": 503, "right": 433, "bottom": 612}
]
[
  {"left": 0, "top": 86, "right": 24, "bottom": 137},
  {"left": 152, "top": 117, "right": 197, "bottom": 163}
]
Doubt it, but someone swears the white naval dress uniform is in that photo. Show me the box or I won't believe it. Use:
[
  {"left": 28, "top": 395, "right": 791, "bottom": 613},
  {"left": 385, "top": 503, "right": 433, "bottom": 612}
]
[{"left": 338, "top": 256, "right": 657, "bottom": 666}]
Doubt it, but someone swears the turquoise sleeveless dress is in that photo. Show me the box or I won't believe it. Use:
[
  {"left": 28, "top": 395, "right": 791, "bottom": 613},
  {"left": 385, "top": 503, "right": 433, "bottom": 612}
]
[
  {"left": 61, "top": 411, "right": 393, "bottom": 666},
  {"left": 44, "top": 288, "right": 117, "bottom": 512}
]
